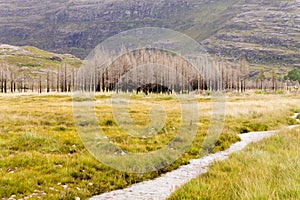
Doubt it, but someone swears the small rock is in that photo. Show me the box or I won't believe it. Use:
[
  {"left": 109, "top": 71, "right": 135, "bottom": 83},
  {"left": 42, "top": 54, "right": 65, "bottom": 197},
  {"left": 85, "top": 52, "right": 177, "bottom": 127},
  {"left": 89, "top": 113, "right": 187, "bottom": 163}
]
[
  {"left": 75, "top": 197, "right": 80, "bottom": 200},
  {"left": 88, "top": 182, "right": 93, "bottom": 186},
  {"left": 49, "top": 56, "right": 62, "bottom": 62}
]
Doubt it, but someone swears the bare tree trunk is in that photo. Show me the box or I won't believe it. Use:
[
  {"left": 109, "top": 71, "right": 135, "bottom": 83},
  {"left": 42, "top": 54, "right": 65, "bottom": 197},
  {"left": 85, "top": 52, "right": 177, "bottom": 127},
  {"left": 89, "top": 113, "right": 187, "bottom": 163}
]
[
  {"left": 57, "top": 66, "right": 60, "bottom": 92},
  {"left": 10, "top": 71, "right": 14, "bottom": 93},
  {"left": 39, "top": 75, "right": 42, "bottom": 93},
  {"left": 4, "top": 74, "right": 7, "bottom": 93},
  {"left": 64, "top": 64, "right": 67, "bottom": 92},
  {"left": 47, "top": 72, "right": 50, "bottom": 93},
  {"left": 1, "top": 72, "right": 3, "bottom": 93}
]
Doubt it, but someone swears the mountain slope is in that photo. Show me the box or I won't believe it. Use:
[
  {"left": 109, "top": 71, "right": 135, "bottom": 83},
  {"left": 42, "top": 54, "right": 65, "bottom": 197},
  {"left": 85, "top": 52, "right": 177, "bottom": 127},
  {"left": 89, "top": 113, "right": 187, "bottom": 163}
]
[
  {"left": 0, "top": 0, "right": 299, "bottom": 71},
  {"left": 203, "top": 0, "right": 300, "bottom": 71},
  {"left": 0, "top": 0, "right": 242, "bottom": 58}
]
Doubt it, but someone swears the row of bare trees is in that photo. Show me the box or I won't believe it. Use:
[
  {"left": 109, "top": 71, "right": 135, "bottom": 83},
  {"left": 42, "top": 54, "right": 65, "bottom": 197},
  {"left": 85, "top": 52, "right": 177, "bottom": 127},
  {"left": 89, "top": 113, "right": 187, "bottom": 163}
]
[
  {"left": 0, "top": 50, "right": 297, "bottom": 94},
  {"left": 75, "top": 48, "right": 293, "bottom": 94},
  {"left": 0, "top": 60, "right": 77, "bottom": 93}
]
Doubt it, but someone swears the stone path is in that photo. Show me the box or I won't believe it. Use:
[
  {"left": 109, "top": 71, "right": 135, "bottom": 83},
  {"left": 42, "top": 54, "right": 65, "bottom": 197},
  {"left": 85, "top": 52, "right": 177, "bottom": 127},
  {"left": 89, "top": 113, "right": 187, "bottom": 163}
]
[{"left": 90, "top": 114, "right": 300, "bottom": 200}]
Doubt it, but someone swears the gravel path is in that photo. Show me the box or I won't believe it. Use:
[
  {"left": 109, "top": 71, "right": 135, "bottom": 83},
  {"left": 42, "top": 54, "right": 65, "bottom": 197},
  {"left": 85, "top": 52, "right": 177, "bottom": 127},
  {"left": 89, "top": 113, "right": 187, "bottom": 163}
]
[{"left": 90, "top": 114, "right": 300, "bottom": 200}]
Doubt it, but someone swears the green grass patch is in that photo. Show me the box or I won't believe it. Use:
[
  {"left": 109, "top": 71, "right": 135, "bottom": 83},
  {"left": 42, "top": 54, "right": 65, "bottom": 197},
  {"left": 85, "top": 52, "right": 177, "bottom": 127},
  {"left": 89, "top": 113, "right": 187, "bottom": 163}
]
[{"left": 169, "top": 128, "right": 300, "bottom": 200}]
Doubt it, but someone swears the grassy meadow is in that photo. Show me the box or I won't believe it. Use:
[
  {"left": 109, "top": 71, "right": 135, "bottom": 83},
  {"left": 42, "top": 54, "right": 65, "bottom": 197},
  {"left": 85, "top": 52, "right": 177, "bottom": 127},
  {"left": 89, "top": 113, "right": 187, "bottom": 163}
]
[
  {"left": 0, "top": 92, "right": 299, "bottom": 199},
  {"left": 169, "top": 128, "right": 300, "bottom": 200}
]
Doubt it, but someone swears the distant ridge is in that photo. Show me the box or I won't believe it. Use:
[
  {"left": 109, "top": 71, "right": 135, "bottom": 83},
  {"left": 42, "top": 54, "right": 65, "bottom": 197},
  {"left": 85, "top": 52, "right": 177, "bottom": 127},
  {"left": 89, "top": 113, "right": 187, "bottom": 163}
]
[{"left": 0, "top": 0, "right": 299, "bottom": 70}]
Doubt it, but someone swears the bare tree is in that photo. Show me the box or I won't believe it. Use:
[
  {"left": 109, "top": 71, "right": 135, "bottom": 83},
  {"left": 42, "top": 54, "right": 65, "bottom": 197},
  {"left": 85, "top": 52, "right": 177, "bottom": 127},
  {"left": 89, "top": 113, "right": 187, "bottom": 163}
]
[{"left": 259, "top": 68, "right": 266, "bottom": 91}]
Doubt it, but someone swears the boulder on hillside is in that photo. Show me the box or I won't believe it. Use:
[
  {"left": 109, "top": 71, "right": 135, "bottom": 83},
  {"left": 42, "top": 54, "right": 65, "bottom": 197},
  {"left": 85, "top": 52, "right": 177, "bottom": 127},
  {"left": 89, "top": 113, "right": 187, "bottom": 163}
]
[{"left": 49, "top": 56, "right": 62, "bottom": 62}]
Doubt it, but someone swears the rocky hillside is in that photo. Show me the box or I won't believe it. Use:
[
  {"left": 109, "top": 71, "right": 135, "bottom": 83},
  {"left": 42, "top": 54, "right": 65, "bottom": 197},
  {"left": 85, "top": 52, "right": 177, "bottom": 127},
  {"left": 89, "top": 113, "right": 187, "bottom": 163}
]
[
  {"left": 204, "top": 0, "right": 300, "bottom": 74},
  {"left": 0, "top": 0, "right": 242, "bottom": 57},
  {"left": 0, "top": 0, "right": 299, "bottom": 72}
]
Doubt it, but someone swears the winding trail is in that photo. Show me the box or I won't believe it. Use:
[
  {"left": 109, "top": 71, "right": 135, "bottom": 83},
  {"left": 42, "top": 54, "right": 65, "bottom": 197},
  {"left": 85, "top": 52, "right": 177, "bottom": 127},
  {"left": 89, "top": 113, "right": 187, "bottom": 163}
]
[{"left": 90, "top": 114, "right": 300, "bottom": 200}]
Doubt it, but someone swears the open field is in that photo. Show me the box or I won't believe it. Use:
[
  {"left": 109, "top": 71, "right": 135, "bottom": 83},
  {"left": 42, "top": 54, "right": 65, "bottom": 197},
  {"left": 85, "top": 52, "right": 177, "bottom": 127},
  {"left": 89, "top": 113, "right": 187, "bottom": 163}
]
[
  {"left": 169, "top": 127, "right": 300, "bottom": 200},
  {"left": 0, "top": 93, "right": 299, "bottom": 199}
]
